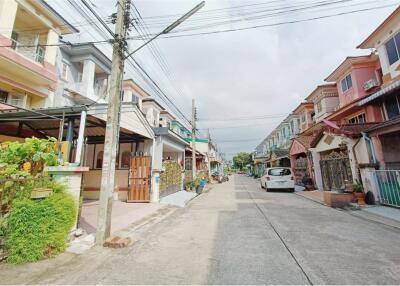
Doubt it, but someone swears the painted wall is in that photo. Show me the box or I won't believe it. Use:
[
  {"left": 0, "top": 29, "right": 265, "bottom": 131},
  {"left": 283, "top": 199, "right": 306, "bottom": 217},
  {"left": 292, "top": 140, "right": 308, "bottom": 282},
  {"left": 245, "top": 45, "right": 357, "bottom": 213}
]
[{"left": 336, "top": 64, "right": 380, "bottom": 107}]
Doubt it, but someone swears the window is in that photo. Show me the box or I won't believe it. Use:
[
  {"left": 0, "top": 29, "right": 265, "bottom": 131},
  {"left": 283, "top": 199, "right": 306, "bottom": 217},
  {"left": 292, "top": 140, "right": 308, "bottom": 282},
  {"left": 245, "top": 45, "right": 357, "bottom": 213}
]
[
  {"left": 301, "top": 114, "right": 306, "bottom": 123},
  {"left": 121, "top": 151, "right": 131, "bottom": 168},
  {"left": 0, "top": 90, "right": 8, "bottom": 103},
  {"left": 11, "top": 31, "right": 18, "bottom": 50},
  {"left": 268, "top": 168, "right": 291, "bottom": 176},
  {"left": 132, "top": 94, "right": 139, "bottom": 104},
  {"left": 35, "top": 45, "right": 45, "bottom": 64},
  {"left": 8, "top": 94, "right": 25, "bottom": 108},
  {"left": 61, "top": 63, "right": 69, "bottom": 81},
  {"left": 341, "top": 74, "right": 353, "bottom": 92},
  {"left": 384, "top": 95, "right": 400, "bottom": 120},
  {"left": 77, "top": 72, "right": 83, "bottom": 82},
  {"left": 385, "top": 32, "right": 400, "bottom": 65},
  {"left": 316, "top": 101, "right": 322, "bottom": 113},
  {"left": 348, "top": 113, "right": 366, "bottom": 124},
  {"left": 96, "top": 151, "right": 104, "bottom": 169}
]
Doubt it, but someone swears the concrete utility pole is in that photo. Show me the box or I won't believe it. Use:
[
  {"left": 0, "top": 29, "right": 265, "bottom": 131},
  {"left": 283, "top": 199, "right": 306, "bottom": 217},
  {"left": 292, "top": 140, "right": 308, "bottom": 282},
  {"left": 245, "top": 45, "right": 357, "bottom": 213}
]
[
  {"left": 192, "top": 98, "right": 197, "bottom": 180},
  {"left": 96, "top": 0, "right": 129, "bottom": 245}
]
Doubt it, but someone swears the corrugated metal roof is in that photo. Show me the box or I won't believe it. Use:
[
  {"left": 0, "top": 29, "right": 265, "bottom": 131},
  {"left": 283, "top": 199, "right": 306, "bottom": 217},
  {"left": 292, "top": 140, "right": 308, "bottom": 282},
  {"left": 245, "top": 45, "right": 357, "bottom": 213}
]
[{"left": 358, "top": 80, "right": 400, "bottom": 106}]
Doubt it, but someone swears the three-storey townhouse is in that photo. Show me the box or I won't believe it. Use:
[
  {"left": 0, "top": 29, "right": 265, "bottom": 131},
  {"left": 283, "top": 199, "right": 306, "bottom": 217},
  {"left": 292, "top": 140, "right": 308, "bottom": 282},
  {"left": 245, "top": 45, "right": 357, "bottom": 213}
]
[
  {"left": 357, "top": 6, "right": 400, "bottom": 206},
  {"left": 310, "top": 54, "right": 383, "bottom": 192},
  {"left": 0, "top": 0, "right": 77, "bottom": 142},
  {"left": 357, "top": 7, "right": 400, "bottom": 168}
]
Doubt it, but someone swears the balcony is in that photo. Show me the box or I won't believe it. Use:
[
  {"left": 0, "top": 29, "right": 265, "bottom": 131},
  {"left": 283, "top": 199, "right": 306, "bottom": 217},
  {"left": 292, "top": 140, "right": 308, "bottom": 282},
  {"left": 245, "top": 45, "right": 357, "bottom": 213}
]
[
  {"left": 10, "top": 39, "right": 45, "bottom": 64},
  {"left": 64, "top": 82, "right": 108, "bottom": 105}
]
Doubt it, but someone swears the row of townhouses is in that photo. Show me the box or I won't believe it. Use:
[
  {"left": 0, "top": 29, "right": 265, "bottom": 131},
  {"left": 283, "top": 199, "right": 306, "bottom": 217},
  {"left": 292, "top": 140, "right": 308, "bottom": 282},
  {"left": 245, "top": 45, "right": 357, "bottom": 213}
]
[
  {"left": 253, "top": 6, "right": 400, "bottom": 207},
  {"left": 0, "top": 0, "right": 224, "bottom": 203}
]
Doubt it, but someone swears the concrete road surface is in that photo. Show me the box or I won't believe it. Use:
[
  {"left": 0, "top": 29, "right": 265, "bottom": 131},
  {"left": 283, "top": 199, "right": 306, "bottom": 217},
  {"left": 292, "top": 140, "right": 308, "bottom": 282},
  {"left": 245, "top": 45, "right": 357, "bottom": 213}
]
[{"left": 1, "top": 175, "right": 400, "bottom": 284}]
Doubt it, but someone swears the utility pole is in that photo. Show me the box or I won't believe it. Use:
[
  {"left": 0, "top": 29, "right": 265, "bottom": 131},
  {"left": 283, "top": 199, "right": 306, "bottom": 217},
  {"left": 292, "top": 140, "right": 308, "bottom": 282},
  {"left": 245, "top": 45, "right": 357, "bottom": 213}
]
[
  {"left": 96, "top": 0, "right": 129, "bottom": 245},
  {"left": 192, "top": 98, "right": 197, "bottom": 181}
]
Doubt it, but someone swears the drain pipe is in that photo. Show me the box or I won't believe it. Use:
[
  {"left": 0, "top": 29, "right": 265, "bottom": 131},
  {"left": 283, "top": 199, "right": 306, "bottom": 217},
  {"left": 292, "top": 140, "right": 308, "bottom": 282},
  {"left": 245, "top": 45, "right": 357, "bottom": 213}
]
[{"left": 361, "top": 132, "right": 377, "bottom": 164}]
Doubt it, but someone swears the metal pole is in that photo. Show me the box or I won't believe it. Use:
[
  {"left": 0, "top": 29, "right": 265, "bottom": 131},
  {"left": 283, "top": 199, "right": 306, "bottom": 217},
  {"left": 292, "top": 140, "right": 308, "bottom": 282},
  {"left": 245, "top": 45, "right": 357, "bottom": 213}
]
[
  {"left": 192, "top": 98, "right": 196, "bottom": 181},
  {"left": 96, "top": 0, "right": 128, "bottom": 245}
]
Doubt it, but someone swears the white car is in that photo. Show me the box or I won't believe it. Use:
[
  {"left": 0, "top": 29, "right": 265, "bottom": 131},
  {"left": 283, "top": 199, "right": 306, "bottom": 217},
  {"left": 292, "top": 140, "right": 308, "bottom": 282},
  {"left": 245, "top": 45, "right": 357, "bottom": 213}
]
[{"left": 260, "top": 167, "right": 295, "bottom": 192}]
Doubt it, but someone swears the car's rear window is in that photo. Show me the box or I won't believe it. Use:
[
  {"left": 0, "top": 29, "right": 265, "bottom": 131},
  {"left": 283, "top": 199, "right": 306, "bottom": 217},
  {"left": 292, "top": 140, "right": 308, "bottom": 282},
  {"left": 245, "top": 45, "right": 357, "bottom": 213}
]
[{"left": 268, "top": 168, "right": 291, "bottom": 176}]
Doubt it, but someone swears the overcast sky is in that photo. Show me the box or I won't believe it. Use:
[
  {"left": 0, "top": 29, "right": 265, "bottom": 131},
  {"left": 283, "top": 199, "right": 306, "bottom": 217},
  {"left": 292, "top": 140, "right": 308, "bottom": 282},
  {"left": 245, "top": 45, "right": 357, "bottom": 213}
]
[{"left": 49, "top": 0, "right": 398, "bottom": 159}]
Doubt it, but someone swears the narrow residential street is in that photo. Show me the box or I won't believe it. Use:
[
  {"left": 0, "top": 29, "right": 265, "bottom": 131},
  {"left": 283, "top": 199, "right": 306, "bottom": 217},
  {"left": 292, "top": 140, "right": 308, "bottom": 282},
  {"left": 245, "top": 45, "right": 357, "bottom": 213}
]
[{"left": 2, "top": 174, "right": 400, "bottom": 285}]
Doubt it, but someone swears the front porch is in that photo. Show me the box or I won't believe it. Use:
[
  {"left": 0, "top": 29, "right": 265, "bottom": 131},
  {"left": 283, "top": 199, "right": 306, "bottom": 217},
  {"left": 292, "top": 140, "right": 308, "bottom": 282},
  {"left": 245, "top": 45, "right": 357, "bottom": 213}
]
[{"left": 0, "top": 103, "right": 155, "bottom": 203}]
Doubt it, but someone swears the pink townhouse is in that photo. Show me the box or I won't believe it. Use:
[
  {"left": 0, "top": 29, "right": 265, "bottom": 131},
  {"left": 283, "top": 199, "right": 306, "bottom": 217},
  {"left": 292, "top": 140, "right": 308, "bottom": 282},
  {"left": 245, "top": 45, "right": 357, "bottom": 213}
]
[{"left": 309, "top": 54, "right": 384, "bottom": 193}]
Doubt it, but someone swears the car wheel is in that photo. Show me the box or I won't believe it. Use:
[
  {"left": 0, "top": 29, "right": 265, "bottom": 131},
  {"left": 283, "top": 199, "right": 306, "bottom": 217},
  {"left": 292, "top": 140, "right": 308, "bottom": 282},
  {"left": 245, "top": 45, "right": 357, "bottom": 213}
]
[
  {"left": 289, "top": 188, "right": 295, "bottom": 193},
  {"left": 261, "top": 183, "right": 264, "bottom": 189},
  {"left": 265, "top": 183, "right": 268, "bottom": 192}
]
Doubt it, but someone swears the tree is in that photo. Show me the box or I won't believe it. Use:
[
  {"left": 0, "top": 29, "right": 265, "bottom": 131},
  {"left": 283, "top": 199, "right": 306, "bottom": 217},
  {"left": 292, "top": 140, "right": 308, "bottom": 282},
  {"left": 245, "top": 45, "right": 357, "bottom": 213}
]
[{"left": 233, "top": 152, "right": 253, "bottom": 171}]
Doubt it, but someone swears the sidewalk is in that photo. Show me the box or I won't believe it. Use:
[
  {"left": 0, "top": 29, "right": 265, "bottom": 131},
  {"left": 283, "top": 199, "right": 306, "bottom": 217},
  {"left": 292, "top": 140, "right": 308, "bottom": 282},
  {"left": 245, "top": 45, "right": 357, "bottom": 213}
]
[{"left": 296, "top": 190, "right": 400, "bottom": 229}]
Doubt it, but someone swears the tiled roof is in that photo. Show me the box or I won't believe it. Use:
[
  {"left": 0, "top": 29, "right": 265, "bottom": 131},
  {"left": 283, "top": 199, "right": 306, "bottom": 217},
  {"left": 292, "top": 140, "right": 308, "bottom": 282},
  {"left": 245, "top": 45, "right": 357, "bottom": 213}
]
[
  {"left": 294, "top": 123, "right": 324, "bottom": 149},
  {"left": 273, "top": 148, "right": 289, "bottom": 159}
]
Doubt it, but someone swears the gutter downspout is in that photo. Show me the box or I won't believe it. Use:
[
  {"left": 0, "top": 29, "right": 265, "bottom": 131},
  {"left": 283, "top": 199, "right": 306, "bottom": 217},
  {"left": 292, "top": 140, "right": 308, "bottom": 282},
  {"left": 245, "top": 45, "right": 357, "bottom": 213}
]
[
  {"left": 351, "top": 137, "right": 362, "bottom": 182},
  {"left": 361, "top": 132, "right": 377, "bottom": 164}
]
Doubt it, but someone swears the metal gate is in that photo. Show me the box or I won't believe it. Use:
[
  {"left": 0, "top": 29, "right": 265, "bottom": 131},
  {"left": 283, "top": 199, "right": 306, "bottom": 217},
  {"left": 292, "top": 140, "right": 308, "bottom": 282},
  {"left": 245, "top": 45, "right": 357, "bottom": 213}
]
[
  {"left": 320, "top": 150, "right": 352, "bottom": 191},
  {"left": 128, "top": 156, "right": 151, "bottom": 202},
  {"left": 374, "top": 170, "right": 400, "bottom": 208}
]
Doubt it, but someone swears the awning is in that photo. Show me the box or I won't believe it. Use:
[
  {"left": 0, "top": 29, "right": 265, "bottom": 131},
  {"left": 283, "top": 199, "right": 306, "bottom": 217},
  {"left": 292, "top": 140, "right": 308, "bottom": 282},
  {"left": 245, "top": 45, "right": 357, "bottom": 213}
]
[
  {"left": 321, "top": 119, "right": 381, "bottom": 137},
  {"left": 358, "top": 80, "right": 400, "bottom": 106},
  {"left": 0, "top": 103, "right": 154, "bottom": 142}
]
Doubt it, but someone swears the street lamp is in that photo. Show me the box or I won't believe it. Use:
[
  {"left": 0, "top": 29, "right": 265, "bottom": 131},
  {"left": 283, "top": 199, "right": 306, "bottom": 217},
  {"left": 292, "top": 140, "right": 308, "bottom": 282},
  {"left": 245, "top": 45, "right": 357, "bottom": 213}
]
[{"left": 124, "top": 1, "right": 205, "bottom": 59}]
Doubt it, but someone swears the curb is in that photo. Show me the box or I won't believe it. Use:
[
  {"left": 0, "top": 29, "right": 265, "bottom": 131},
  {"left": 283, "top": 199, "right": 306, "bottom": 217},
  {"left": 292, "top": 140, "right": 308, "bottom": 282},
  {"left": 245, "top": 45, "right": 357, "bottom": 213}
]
[{"left": 295, "top": 192, "right": 400, "bottom": 231}]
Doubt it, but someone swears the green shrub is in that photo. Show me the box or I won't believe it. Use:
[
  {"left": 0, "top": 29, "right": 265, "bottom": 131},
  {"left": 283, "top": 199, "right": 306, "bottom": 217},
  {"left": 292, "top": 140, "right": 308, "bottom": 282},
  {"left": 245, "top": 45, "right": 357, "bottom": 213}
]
[{"left": 6, "top": 191, "right": 76, "bottom": 264}]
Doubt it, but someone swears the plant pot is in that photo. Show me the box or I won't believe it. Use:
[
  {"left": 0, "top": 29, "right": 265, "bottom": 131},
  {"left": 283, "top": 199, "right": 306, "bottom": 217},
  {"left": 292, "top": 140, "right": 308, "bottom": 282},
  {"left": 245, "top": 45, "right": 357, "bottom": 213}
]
[
  {"left": 305, "top": 184, "right": 314, "bottom": 191},
  {"left": 31, "top": 188, "right": 52, "bottom": 199},
  {"left": 354, "top": 192, "right": 366, "bottom": 205}
]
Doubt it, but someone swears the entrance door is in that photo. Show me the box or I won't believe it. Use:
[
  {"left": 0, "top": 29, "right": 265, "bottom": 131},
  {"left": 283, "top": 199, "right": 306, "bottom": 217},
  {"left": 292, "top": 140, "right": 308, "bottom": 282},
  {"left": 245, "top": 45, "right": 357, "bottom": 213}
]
[
  {"left": 320, "top": 150, "right": 352, "bottom": 191},
  {"left": 128, "top": 156, "right": 151, "bottom": 202}
]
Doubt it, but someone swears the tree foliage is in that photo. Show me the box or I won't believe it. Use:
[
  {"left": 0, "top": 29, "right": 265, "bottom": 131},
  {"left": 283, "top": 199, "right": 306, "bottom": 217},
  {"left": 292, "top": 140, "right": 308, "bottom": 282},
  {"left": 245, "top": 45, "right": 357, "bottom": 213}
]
[{"left": 233, "top": 152, "right": 253, "bottom": 170}]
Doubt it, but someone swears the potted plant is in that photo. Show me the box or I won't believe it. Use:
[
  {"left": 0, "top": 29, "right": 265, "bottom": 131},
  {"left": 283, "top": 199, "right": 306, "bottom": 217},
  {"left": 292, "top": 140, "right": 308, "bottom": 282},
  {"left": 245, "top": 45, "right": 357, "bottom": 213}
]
[
  {"left": 353, "top": 181, "right": 365, "bottom": 205},
  {"left": 344, "top": 179, "right": 353, "bottom": 193}
]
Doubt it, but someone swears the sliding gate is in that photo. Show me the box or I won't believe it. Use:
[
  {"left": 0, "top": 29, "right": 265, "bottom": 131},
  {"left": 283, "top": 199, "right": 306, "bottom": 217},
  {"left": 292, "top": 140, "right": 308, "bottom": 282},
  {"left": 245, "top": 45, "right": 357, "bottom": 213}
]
[{"left": 374, "top": 170, "right": 400, "bottom": 208}]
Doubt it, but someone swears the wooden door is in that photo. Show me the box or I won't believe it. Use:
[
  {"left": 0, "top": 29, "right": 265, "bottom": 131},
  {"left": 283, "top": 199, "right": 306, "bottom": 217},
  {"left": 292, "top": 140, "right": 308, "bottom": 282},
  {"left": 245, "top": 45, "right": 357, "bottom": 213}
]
[{"left": 127, "top": 156, "right": 151, "bottom": 202}]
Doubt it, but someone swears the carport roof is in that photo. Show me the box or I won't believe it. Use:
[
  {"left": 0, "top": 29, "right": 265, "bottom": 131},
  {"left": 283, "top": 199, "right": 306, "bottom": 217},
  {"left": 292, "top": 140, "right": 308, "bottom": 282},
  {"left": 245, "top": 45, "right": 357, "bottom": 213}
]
[{"left": 0, "top": 104, "right": 152, "bottom": 143}]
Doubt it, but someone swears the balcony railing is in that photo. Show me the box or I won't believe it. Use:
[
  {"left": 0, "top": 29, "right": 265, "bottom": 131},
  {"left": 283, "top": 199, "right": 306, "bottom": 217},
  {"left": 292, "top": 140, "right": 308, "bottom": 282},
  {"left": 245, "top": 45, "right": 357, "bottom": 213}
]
[
  {"left": 10, "top": 39, "right": 45, "bottom": 64},
  {"left": 65, "top": 82, "right": 109, "bottom": 102}
]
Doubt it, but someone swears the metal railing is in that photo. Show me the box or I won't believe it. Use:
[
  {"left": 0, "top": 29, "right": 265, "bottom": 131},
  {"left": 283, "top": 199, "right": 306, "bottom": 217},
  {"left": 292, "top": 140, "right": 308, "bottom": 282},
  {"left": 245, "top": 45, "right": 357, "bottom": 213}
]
[{"left": 374, "top": 170, "right": 400, "bottom": 208}]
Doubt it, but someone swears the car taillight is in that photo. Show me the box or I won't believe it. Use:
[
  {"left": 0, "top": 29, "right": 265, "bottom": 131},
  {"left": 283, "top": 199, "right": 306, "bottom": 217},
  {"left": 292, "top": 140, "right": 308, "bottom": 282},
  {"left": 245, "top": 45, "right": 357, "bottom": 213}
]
[
  {"left": 266, "top": 177, "right": 270, "bottom": 181},
  {"left": 291, "top": 176, "right": 294, "bottom": 180}
]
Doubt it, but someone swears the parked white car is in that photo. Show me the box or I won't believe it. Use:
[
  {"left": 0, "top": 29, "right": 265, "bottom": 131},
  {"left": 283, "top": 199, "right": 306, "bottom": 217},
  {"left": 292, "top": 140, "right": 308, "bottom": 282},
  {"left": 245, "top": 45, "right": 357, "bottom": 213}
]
[{"left": 260, "top": 167, "right": 295, "bottom": 192}]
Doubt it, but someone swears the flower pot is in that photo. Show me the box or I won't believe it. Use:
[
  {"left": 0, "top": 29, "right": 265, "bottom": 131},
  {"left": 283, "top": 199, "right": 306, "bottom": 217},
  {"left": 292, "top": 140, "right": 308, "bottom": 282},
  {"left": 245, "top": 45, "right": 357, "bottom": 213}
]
[
  {"left": 354, "top": 192, "right": 366, "bottom": 205},
  {"left": 31, "top": 188, "right": 52, "bottom": 199}
]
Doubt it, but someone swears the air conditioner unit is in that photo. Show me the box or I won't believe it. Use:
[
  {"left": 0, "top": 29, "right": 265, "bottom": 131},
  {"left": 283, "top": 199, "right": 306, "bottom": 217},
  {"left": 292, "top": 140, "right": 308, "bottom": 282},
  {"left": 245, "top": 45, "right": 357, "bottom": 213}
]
[{"left": 363, "top": 79, "right": 379, "bottom": 91}]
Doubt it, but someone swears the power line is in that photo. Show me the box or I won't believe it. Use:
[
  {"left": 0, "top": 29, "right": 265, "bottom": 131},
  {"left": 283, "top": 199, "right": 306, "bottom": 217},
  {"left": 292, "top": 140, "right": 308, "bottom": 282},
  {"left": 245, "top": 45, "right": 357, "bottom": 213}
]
[
  {"left": 0, "top": 39, "right": 111, "bottom": 48},
  {"left": 198, "top": 114, "right": 288, "bottom": 122},
  {"left": 129, "top": 3, "right": 192, "bottom": 126},
  {"left": 128, "top": 2, "right": 398, "bottom": 39}
]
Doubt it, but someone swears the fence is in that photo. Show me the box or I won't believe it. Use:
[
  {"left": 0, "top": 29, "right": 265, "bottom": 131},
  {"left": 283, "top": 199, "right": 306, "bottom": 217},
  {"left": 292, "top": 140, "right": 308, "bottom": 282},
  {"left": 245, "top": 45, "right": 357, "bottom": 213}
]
[{"left": 373, "top": 170, "right": 400, "bottom": 208}]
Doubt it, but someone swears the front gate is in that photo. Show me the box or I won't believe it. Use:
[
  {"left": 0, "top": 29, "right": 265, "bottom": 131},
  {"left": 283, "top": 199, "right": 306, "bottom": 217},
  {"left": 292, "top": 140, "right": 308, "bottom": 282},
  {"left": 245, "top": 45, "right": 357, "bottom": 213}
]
[
  {"left": 374, "top": 170, "right": 400, "bottom": 208},
  {"left": 320, "top": 150, "right": 352, "bottom": 191},
  {"left": 128, "top": 156, "right": 151, "bottom": 202}
]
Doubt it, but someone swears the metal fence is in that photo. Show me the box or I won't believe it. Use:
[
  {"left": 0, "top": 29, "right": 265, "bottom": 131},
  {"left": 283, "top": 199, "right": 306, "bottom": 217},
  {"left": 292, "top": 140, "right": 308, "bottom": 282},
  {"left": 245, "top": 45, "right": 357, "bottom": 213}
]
[{"left": 374, "top": 170, "right": 400, "bottom": 208}]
